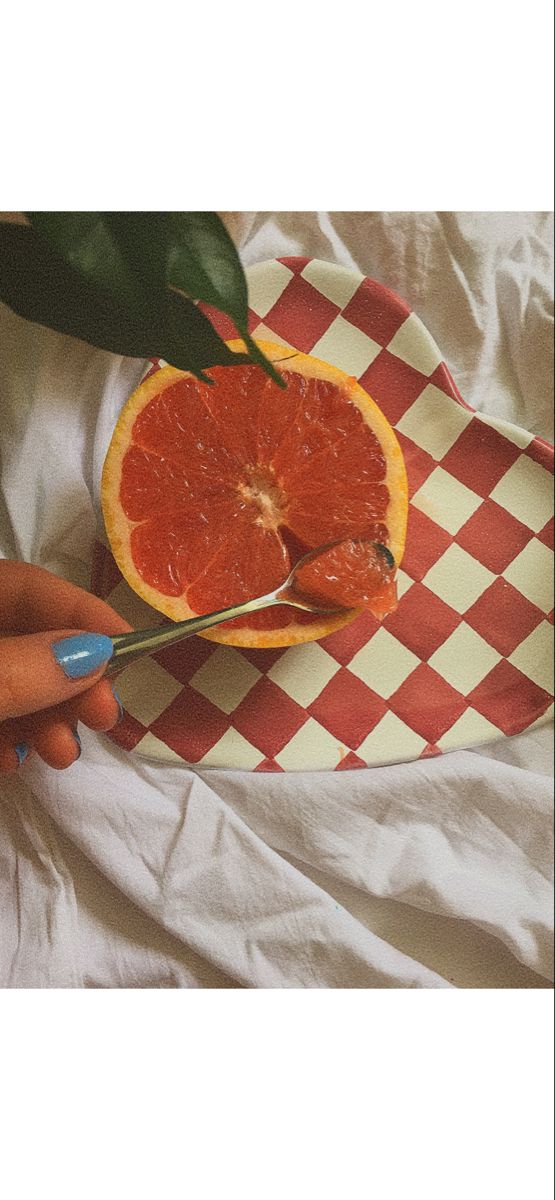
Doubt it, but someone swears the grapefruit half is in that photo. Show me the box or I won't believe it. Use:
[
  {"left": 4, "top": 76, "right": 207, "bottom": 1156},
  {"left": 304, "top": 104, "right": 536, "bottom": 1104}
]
[{"left": 101, "top": 340, "right": 408, "bottom": 647}]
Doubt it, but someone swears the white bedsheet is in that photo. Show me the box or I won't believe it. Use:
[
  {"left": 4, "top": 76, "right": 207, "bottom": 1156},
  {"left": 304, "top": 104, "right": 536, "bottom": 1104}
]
[{"left": 0, "top": 211, "right": 553, "bottom": 988}]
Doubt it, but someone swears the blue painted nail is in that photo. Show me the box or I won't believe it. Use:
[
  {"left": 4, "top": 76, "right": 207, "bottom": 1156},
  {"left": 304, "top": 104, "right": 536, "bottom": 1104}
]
[
  {"left": 52, "top": 633, "right": 113, "bottom": 679},
  {"left": 15, "top": 742, "right": 29, "bottom": 766},
  {"left": 113, "top": 689, "right": 125, "bottom": 723},
  {"left": 73, "top": 729, "right": 82, "bottom": 757}
]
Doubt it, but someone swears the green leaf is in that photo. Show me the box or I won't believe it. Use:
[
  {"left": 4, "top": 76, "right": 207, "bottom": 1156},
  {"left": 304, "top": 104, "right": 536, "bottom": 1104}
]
[
  {"left": 162, "top": 289, "right": 250, "bottom": 375},
  {"left": 102, "top": 212, "right": 170, "bottom": 296},
  {"left": 0, "top": 223, "right": 251, "bottom": 375},
  {"left": 167, "top": 213, "right": 284, "bottom": 386},
  {"left": 24, "top": 212, "right": 284, "bottom": 385},
  {"left": 167, "top": 213, "right": 249, "bottom": 321},
  {"left": 28, "top": 211, "right": 141, "bottom": 306}
]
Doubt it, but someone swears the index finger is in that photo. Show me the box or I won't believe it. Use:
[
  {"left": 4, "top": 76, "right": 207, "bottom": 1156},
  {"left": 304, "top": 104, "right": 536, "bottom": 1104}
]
[{"left": 0, "top": 560, "right": 131, "bottom": 635}]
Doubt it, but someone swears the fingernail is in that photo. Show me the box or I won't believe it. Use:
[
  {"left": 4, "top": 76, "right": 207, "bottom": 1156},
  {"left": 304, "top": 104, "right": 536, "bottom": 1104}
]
[
  {"left": 15, "top": 742, "right": 29, "bottom": 766},
  {"left": 73, "top": 729, "right": 82, "bottom": 758},
  {"left": 112, "top": 689, "right": 124, "bottom": 723},
  {"left": 52, "top": 633, "right": 113, "bottom": 679}
]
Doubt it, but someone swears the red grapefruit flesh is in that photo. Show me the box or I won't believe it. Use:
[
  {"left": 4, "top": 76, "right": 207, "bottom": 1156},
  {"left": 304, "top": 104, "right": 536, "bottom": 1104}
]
[{"left": 101, "top": 341, "right": 408, "bottom": 648}]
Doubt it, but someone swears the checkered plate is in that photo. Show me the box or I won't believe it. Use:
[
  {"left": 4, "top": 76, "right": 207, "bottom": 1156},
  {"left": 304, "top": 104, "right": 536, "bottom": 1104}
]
[{"left": 92, "top": 258, "right": 554, "bottom": 771}]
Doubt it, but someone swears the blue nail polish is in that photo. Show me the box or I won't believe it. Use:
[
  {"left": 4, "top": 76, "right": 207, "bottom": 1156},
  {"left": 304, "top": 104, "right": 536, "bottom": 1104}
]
[
  {"left": 15, "top": 742, "right": 29, "bottom": 766},
  {"left": 52, "top": 633, "right": 113, "bottom": 679},
  {"left": 73, "top": 730, "right": 82, "bottom": 757},
  {"left": 113, "top": 689, "right": 125, "bottom": 723}
]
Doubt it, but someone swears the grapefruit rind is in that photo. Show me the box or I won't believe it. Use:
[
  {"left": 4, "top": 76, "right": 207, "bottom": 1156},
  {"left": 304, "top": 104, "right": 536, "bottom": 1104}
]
[{"left": 101, "top": 340, "right": 408, "bottom": 648}]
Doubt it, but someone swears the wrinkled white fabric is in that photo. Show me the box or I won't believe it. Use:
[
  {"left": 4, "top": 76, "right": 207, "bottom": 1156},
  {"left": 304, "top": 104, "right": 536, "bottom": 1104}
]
[{"left": 0, "top": 212, "right": 553, "bottom": 988}]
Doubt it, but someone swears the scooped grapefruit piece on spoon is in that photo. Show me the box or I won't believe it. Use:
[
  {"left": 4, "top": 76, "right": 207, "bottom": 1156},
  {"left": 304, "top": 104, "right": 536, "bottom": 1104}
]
[
  {"left": 291, "top": 538, "right": 398, "bottom": 620},
  {"left": 101, "top": 340, "right": 408, "bottom": 647}
]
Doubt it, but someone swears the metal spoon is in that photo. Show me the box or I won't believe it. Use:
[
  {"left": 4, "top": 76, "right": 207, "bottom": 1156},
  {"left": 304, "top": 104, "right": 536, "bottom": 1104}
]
[{"left": 106, "top": 538, "right": 393, "bottom": 674}]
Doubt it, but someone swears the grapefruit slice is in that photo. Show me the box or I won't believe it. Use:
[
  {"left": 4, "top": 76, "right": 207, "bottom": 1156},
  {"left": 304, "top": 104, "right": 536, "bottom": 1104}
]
[{"left": 101, "top": 340, "right": 408, "bottom": 647}]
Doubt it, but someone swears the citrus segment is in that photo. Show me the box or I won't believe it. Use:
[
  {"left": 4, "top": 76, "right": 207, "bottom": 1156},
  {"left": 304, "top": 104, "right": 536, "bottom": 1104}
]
[
  {"left": 101, "top": 341, "right": 408, "bottom": 648},
  {"left": 130, "top": 498, "right": 241, "bottom": 598},
  {"left": 271, "top": 376, "right": 374, "bottom": 480},
  {"left": 285, "top": 486, "right": 390, "bottom": 547},
  {"left": 292, "top": 538, "right": 397, "bottom": 616},
  {"left": 201, "top": 364, "right": 269, "bottom": 464},
  {"left": 257, "top": 370, "right": 310, "bottom": 466},
  {"left": 187, "top": 510, "right": 289, "bottom": 615},
  {"left": 119, "top": 446, "right": 229, "bottom": 523},
  {"left": 133, "top": 377, "right": 242, "bottom": 480}
]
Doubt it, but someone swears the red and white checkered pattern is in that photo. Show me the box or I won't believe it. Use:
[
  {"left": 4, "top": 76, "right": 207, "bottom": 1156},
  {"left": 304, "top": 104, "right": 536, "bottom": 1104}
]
[{"left": 92, "top": 258, "right": 554, "bottom": 771}]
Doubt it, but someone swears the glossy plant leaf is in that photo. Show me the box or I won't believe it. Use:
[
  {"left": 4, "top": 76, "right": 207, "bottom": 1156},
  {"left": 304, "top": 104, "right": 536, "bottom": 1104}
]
[
  {"left": 0, "top": 216, "right": 282, "bottom": 380},
  {"left": 0, "top": 223, "right": 251, "bottom": 376},
  {"left": 167, "top": 213, "right": 282, "bottom": 384},
  {"left": 102, "top": 211, "right": 170, "bottom": 296},
  {"left": 28, "top": 212, "right": 141, "bottom": 305},
  {"left": 20, "top": 212, "right": 283, "bottom": 384},
  {"left": 168, "top": 212, "right": 249, "bottom": 322}
]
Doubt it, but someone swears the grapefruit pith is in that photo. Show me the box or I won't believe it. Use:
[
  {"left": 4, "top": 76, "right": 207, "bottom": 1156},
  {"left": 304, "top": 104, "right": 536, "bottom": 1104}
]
[{"left": 101, "top": 340, "right": 408, "bottom": 648}]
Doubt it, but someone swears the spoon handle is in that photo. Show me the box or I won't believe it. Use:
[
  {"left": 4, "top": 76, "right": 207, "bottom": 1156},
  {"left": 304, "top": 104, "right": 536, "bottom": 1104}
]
[{"left": 106, "top": 592, "right": 279, "bottom": 673}]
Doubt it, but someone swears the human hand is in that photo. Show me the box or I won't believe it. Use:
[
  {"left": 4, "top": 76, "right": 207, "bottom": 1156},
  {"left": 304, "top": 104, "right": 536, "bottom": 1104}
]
[{"left": 0, "top": 560, "right": 131, "bottom": 772}]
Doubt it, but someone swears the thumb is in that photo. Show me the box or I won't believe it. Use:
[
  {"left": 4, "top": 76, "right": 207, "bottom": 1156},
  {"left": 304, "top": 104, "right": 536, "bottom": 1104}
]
[{"left": 0, "top": 630, "right": 114, "bottom": 720}]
